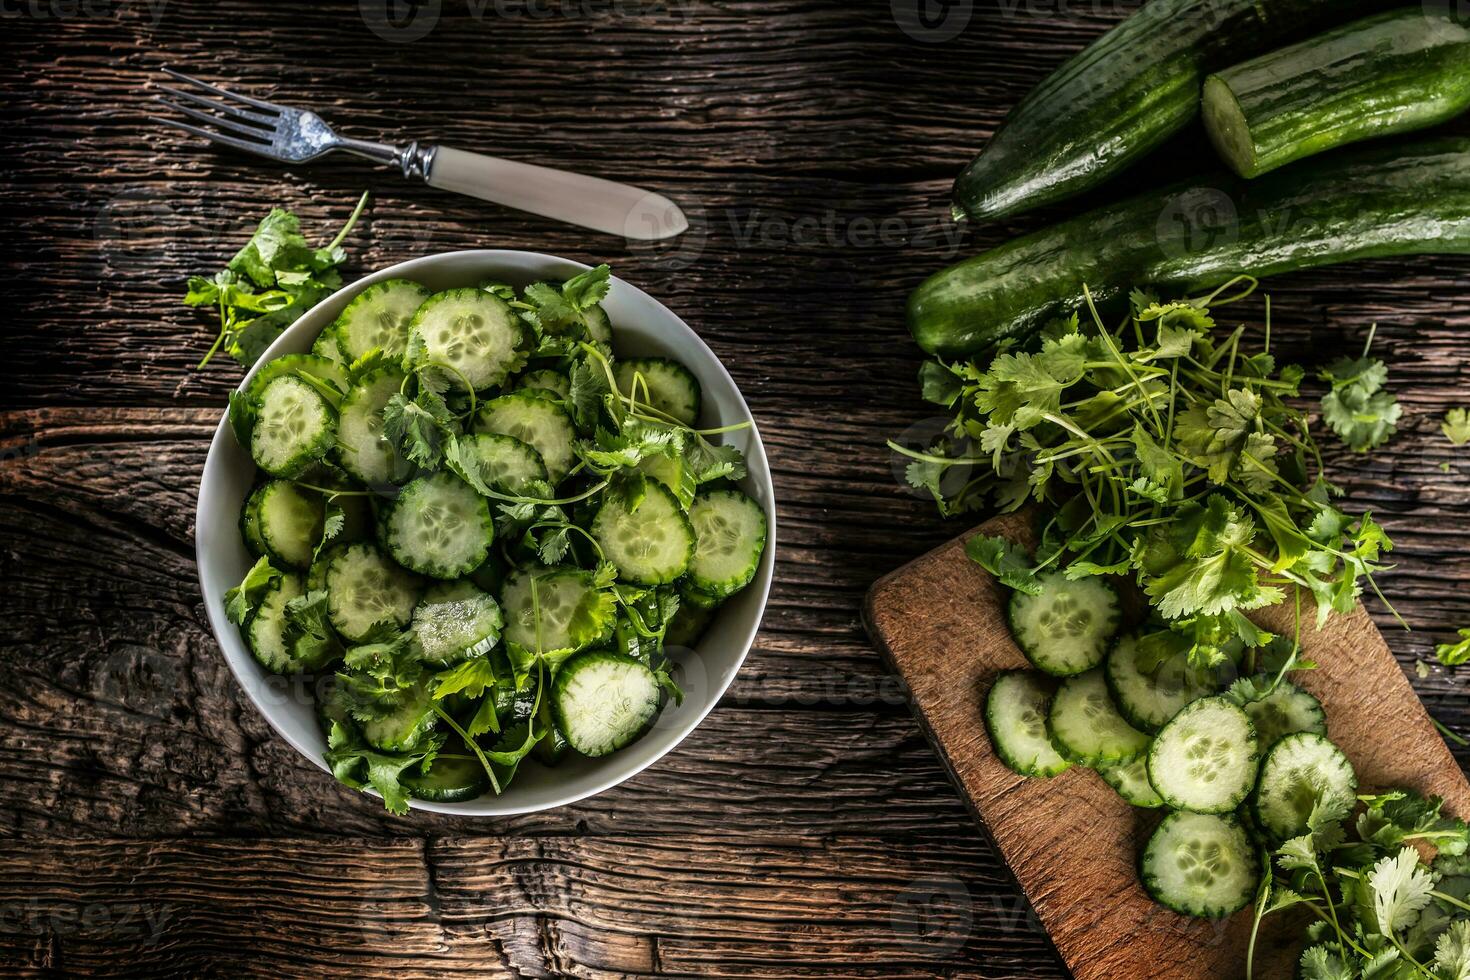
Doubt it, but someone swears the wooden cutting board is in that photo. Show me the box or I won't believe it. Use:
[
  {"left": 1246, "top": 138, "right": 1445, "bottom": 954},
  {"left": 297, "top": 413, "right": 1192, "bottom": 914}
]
[{"left": 864, "top": 512, "right": 1470, "bottom": 980}]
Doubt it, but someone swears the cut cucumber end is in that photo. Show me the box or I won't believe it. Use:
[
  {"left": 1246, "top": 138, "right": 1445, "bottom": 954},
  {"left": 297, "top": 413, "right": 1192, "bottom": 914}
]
[{"left": 1202, "top": 75, "right": 1260, "bottom": 179}]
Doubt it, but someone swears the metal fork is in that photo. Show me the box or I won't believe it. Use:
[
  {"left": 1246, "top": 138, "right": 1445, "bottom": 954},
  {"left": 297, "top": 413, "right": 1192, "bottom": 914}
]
[{"left": 150, "top": 67, "right": 687, "bottom": 241}]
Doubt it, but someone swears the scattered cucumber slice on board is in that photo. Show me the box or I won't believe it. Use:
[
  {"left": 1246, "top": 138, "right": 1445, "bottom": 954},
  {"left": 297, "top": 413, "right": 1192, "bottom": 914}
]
[
  {"left": 986, "top": 671, "right": 1071, "bottom": 778},
  {"left": 686, "top": 489, "right": 766, "bottom": 598},
  {"left": 1007, "top": 573, "right": 1120, "bottom": 677},
  {"left": 500, "top": 568, "right": 615, "bottom": 657},
  {"left": 380, "top": 471, "right": 494, "bottom": 580},
  {"left": 250, "top": 480, "right": 325, "bottom": 571},
  {"left": 592, "top": 481, "right": 696, "bottom": 586},
  {"left": 408, "top": 288, "right": 524, "bottom": 392},
  {"left": 1047, "top": 668, "right": 1150, "bottom": 767},
  {"left": 614, "top": 357, "right": 702, "bottom": 426},
  {"left": 1105, "top": 633, "right": 1222, "bottom": 733},
  {"left": 1098, "top": 756, "right": 1162, "bottom": 808},
  {"left": 1147, "top": 696, "right": 1258, "bottom": 814},
  {"left": 337, "top": 367, "right": 413, "bottom": 487},
  {"left": 911, "top": 137, "right": 1470, "bottom": 358},
  {"left": 1254, "top": 732, "right": 1357, "bottom": 840},
  {"left": 1239, "top": 680, "right": 1326, "bottom": 752},
  {"left": 410, "top": 580, "right": 503, "bottom": 665},
  {"left": 333, "top": 279, "right": 430, "bottom": 361},
  {"left": 1141, "top": 811, "right": 1258, "bottom": 919},
  {"left": 246, "top": 572, "right": 305, "bottom": 674},
  {"left": 551, "top": 651, "right": 662, "bottom": 757},
  {"left": 948, "top": 0, "right": 1369, "bottom": 224},
  {"left": 474, "top": 392, "right": 577, "bottom": 484},
  {"left": 250, "top": 375, "right": 336, "bottom": 478},
  {"left": 325, "top": 542, "right": 421, "bottom": 643},
  {"left": 1203, "top": 8, "right": 1470, "bottom": 179}
]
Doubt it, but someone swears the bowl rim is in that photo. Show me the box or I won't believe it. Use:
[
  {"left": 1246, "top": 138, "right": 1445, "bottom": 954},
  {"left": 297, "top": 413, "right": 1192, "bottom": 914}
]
[{"left": 195, "top": 248, "right": 775, "bottom": 816}]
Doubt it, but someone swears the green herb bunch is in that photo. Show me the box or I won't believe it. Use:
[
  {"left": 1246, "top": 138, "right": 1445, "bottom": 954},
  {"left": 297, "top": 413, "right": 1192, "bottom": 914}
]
[{"left": 893, "top": 279, "right": 1395, "bottom": 668}]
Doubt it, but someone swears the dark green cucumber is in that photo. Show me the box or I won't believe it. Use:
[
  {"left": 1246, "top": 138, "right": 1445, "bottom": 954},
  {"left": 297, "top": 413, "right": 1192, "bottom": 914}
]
[
  {"left": 913, "top": 137, "right": 1470, "bottom": 358},
  {"left": 950, "top": 0, "right": 1378, "bottom": 224},
  {"left": 1204, "top": 8, "right": 1470, "bottom": 179}
]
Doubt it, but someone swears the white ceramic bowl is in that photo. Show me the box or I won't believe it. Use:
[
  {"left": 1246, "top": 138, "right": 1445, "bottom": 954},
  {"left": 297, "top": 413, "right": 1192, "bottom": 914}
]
[{"left": 196, "top": 250, "right": 775, "bottom": 815}]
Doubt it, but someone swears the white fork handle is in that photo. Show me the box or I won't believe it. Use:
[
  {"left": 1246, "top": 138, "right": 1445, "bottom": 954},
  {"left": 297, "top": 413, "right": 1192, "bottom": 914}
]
[{"left": 425, "top": 146, "right": 688, "bottom": 241}]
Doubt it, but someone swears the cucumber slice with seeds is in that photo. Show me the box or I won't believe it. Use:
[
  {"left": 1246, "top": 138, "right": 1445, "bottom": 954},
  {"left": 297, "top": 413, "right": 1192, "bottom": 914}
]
[
  {"left": 986, "top": 671, "right": 1071, "bottom": 778},
  {"left": 614, "top": 357, "right": 701, "bottom": 426},
  {"left": 474, "top": 392, "right": 576, "bottom": 484},
  {"left": 1147, "top": 696, "right": 1258, "bottom": 814},
  {"left": 1008, "top": 573, "right": 1120, "bottom": 677},
  {"left": 1142, "top": 812, "right": 1258, "bottom": 919},
  {"left": 251, "top": 375, "right": 336, "bottom": 478},
  {"left": 312, "top": 324, "right": 347, "bottom": 365},
  {"left": 326, "top": 543, "right": 421, "bottom": 642},
  {"left": 453, "top": 433, "right": 548, "bottom": 494},
  {"left": 687, "top": 489, "right": 766, "bottom": 598},
  {"left": 246, "top": 353, "right": 350, "bottom": 404},
  {"left": 336, "top": 367, "right": 414, "bottom": 487},
  {"left": 410, "top": 580, "right": 503, "bottom": 665},
  {"left": 551, "top": 650, "right": 662, "bottom": 757},
  {"left": 245, "top": 572, "right": 305, "bottom": 674},
  {"left": 334, "top": 279, "right": 430, "bottom": 361},
  {"left": 1106, "top": 633, "right": 1223, "bottom": 734},
  {"left": 1099, "top": 756, "right": 1164, "bottom": 808},
  {"left": 408, "top": 288, "right": 524, "bottom": 392},
  {"left": 1240, "top": 680, "right": 1327, "bottom": 752},
  {"left": 516, "top": 369, "right": 571, "bottom": 400},
  {"left": 380, "top": 471, "right": 494, "bottom": 580},
  {"left": 251, "top": 480, "right": 326, "bottom": 571},
  {"left": 1047, "top": 668, "right": 1150, "bottom": 766},
  {"left": 592, "top": 481, "right": 696, "bottom": 585},
  {"left": 1254, "top": 732, "right": 1357, "bottom": 840},
  {"left": 500, "top": 568, "right": 616, "bottom": 657}
]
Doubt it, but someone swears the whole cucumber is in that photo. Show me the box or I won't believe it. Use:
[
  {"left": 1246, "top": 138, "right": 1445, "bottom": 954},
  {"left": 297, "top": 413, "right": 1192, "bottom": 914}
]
[
  {"left": 951, "top": 0, "right": 1386, "bottom": 225},
  {"left": 1203, "top": 8, "right": 1470, "bottom": 179},
  {"left": 912, "top": 138, "right": 1470, "bottom": 359}
]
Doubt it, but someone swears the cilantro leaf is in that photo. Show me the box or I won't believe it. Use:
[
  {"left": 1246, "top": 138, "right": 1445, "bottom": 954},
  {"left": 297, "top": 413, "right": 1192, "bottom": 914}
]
[
  {"left": 223, "top": 556, "right": 282, "bottom": 625},
  {"left": 1140, "top": 496, "right": 1279, "bottom": 619},
  {"left": 1438, "top": 629, "right": 1470, "bottom": 668},
  {"left": 919, "top": 361, "right": 963, "bottom": 408},
  {"left": 1320, "top": 355, "right": 1400, "bottom": 453},
  {"left": 1435, "top": 920, "right": 1470, "bottom": 980},
  {"left": 1445, "top": 408, "right": 1470, "bottom": 447},
  {"left": 382, "top": 387, "right": 454, "bottom": 468},
  {"left": 1369, "top": 846, "right": 1437, "bottom": 936},
  {"left": 964, "top": 533, "right": 1042, "bottom": 596},
  {"left": 324, "top": 718, "right": 442, "bottom": 816},
  {"left": 1299, "top": 946, "right": 1355, "bottom": 980}
]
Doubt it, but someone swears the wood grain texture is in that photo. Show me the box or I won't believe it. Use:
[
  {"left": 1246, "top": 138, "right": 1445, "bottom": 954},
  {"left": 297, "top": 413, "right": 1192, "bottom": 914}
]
[
  {"left": 2, "top": 0, "right": 1470, "bottom": 974},
  {"left": 865, "top": 512, "right": 1470, "bottom": 979}
]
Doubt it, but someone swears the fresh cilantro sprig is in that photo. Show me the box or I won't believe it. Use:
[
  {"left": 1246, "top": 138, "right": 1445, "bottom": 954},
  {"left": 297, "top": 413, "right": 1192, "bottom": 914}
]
[
  {"left": 1444, "top": 409, "right": 1470, "bottom": 447},
  {"left": 186, "top": 191, "right": 368, "bottom": 368},
  {"left": 897, "top": 279, "right": 1397, "bottom": 667},
  {"left": 1437, "top": 629, "right": 1470, "bottom": 668},
  {"left": 1319, "top": 326, "right": 1402, "bottom": 454}
]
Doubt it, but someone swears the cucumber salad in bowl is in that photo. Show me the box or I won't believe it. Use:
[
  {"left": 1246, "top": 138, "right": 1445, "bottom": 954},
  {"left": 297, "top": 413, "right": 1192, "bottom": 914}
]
[{"left": 219, "top": 263, "right": 769, "bottom": 812}]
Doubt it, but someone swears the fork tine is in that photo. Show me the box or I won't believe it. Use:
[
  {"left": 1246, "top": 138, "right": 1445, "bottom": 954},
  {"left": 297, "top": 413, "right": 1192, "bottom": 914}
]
[
  {"left": 156, "top": 84, "right": 277, "bottom": 126},
  {"left": 155, "top": 98, "right": 275, "bottom": 141},
  {"left": 150, "top": 116, "right": 276, "bottom": 157},
  {"left": 160, "top": 67, "right": 285, "bottom": 115}
]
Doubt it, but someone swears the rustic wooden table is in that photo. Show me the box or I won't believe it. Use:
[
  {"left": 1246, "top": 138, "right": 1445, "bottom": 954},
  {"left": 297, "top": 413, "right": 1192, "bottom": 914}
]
[{"left": 3, "top": 1, "right": 1468, "bottom": 976}]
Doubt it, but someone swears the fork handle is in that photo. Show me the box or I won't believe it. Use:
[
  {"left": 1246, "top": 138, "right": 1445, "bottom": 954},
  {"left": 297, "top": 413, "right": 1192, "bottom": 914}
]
[{"left": 422, "top": 145, "right": 686, "bottom": 241}]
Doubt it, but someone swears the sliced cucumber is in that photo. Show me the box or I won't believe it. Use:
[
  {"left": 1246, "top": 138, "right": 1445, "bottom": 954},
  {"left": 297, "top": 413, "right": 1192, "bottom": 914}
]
[
  {"left": 614, "top": 357, "right": 701, "bottom": 426},
  {"left": 336, "top": 367, "right": 413, "bottom": 487},
  {"left": 311, "top": 323, "right": 347, "bottom": 365},
  {"left": 325, "top": 543, "right": 421, "bottom": 643},
  {"left": 1008, "top": 573, "right": 1120, "bottom": 677},
  {"left": 516, "top": 369, "right": 571, "bottom": 400},
  {"left": 474, "top": 392, "right": 576, "bottom": 483},
  {"left": 1147, "top": 697, "right": 1258, "bottom": 814},
  {"left": 251, "top": 480, "right": 325, "bottom": 571},
  {"left": 532, "top": 697, "right": 570, "bottom": 766},
  {"left": 240, "top": 484, "right": 268, "bottom": 557},
  {"left": 1099, "top": 756, "right": 1163, "bottom": 808},
  {"left": 592, "top": 482, "right": 696, "bottom": 586},
  {"left": 1254, "top": 732, "right": 1357, "bottom": 840},
  {"left": 686, "top": 489, "right": 766, "bottom": 598},
  {"left": 639, "top": 452, "right": 696, "bottom": 510},
  {"left": 245, "top": 572, "right": 304, "bottom": 674},
  {"left": 663, "top": 603, "right": 715, "bottom": 650},
  {"left": 246, "top": 353, "right": 349, "bottom": 404},
  {"left": 408, "top": 288, "right": 524, "bottom": 392},
  {"left": 1240, "top": 680, "right": 1327, "bottom": 752},
  {"left": 500, "top": 568, "right": 615, "bottom": 657},
  {"left": 584, "top": 304, "right": 612, "bottom": 344},
  {"left": 551, "top": 650, "right": 662, "bottom": 757},
  {"left": 1141, "top": 812, "right": 1258, "bottom": 919},
  {"left": 251, "top": 375, "right": 336, "bottom": 478},
  {"left": 677, "top": 580, "right": 724, "bottom": 611},
  {"left": 410, "top": 580, "right": 502, "bottom": 665},
  {"left": 380, "top": 471, "right": 493, "bottom": 580},
  {"left": 403, "top": 742, "right": 490, "bottom": 802},
  {"left": 453, "top": 433, "right": 548, "bottom": 494},
  {"left": 1105, "top": 634, "right": 1222, "bottom": 734},
  {"left": 1048, "top": 669, "right": 1150, "bottom": 767},
  {"left": 358, "top": 680, "right": 437, "bottom": 752},
  {"left": 333, "top": 279, "right": 431, "bottom": 361},
  {"left": 986, "top": 671, "right": 1071, "bottom": 778}
]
